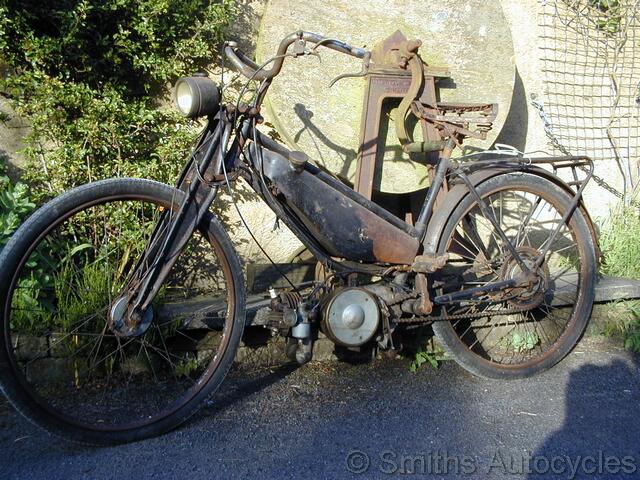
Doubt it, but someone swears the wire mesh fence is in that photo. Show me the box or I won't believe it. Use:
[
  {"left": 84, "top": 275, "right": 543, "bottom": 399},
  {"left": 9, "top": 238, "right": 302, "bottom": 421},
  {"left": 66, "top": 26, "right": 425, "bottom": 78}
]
[{"left": 537, "top": 0, "right": 640, "bottom": 202}]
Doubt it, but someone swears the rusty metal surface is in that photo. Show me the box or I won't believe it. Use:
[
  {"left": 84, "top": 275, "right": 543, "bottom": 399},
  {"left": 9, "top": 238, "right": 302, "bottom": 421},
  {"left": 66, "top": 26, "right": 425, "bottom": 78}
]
[
  {"left": 411, "top": 101, "right": 498, "bottom": 144},
  {"left": 411, "top": 253, "right": 449, "bottom": 274},
  {"left": 247, "top": 141, "right": 420, "bottom": 264},
  {"left": 352, "top": 29, "right": 498, "bottom": 244},
  {"left": 413, "top": 273, "right": 433, "bottom": 315},
  {"left": 354, "top": 31, "right": 448, "bottom": 201}
]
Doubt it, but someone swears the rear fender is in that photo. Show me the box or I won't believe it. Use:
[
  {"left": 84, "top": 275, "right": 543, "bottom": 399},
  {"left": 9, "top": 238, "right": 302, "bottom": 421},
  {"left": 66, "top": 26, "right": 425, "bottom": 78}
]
[{"left": 422, "top": 166, "right": 601, "bottom": 264}]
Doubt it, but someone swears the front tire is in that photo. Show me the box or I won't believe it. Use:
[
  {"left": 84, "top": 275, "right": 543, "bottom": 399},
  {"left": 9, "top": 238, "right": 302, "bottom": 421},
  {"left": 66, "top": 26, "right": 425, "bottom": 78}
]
[{"left": 0, "top": 178, "right": 246, "bottom": 444}]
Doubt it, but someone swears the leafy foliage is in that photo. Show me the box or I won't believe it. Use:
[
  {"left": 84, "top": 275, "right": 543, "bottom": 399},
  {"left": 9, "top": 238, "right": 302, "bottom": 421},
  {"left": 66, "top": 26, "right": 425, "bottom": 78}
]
[
  {"left": 405, "top": 326, "right": 443, "bottom": 372},
  {"left": 625, "top": 325, "right": 640, "bottom": 353},
  {"left": 0, "top": 0, "right": 235, "bottom": 333},
  {"left": 588, "top": 0, "right": 622, "bottom": 34},
  {"left": 616, "top": 302, "right": 640, "bottom": 353},
  {"left": 0, "top": 0, "right": 235, "bottom": 197},
  {"left": 510, "top": 331, "right": 539, "bottom": 353},
  {"left": 599, "top": 202, "right": 640, "bottom": 353},
  {"left": 409, "top": 349, "right": 439, "bottom": 372},
  {"left": 0, "top": 161, "right": 35, "bottom": 248},
  {"left": 1, "top": 160, "right": 57, "bottom": 332}
]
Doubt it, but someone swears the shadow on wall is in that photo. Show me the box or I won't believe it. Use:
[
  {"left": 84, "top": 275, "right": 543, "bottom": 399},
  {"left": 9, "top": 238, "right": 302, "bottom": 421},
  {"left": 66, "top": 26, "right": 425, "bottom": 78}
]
[
  {"left": 292, "top": 101, "right": 434, "bottom": 189},
  {"left": 527, "top": 356, "right": 640, "bottom": 479},
  {"left": 227, "top": 0, "right": 267, "bottom": 54},
  {"left": 291, "top": 67, "right": 529, "bottom": 184},
  {"left": 493, "top": 67, "right": 528, "bottom": 152},
  {"left": 0, "top": 149, "right": 23, "bottom": 183},
  {"left": 293, "top": 102, "right": 357, "bottom": 182}
]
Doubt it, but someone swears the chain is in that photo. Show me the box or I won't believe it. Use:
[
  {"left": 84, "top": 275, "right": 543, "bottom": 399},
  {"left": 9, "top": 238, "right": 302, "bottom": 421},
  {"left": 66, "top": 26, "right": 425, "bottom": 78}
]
[
  {"left": 530, "top": 97, "right": 624, "bottom": 199},
  {"left": 394, "top": 303, "right": 535, "bottom": 325},
  {"left": 383, "top": 289, "right": 534, "bottom": 325}
]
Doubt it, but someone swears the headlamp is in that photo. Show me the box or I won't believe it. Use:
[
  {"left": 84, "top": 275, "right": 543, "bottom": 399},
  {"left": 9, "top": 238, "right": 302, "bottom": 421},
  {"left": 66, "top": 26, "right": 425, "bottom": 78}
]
[{"left": 174, "top": 75, "right": 220, "bottom": 118}]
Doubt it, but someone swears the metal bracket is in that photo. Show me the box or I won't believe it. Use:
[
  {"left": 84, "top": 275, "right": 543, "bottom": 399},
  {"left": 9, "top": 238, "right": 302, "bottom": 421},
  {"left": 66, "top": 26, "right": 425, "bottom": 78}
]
[{"left": 353, "top": 30, "right": 450, "bottom": 202}]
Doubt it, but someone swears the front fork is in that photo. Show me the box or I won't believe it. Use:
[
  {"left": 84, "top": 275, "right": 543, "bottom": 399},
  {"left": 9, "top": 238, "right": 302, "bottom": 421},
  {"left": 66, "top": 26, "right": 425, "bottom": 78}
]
[{"left": 109, "top": 113, "right": 238, "bottom": 336}]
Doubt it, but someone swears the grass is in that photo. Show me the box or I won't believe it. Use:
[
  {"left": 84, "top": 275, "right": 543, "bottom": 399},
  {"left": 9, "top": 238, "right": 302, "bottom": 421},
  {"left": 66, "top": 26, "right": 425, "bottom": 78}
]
[
  {"left": 55, "top": 255, "right": 112, "bottom": 332},
  {"left": 600, "top": 203, "right": 640, "bottom": 280},
  {"left": 599, "top": 202, "right": 640, "bottom": 353},
  {"left": 405, "top": 326, "right": 447, "bottom": 372}
]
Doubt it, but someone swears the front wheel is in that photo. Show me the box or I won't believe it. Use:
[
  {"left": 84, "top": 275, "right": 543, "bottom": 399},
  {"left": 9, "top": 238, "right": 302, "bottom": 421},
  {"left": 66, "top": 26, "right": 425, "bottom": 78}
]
[
  {"left": 431, "top": 173, "right": 597, "bottom": 379},
  {"left": 0, "top": 178, "right": 245, "bottom": 444}
]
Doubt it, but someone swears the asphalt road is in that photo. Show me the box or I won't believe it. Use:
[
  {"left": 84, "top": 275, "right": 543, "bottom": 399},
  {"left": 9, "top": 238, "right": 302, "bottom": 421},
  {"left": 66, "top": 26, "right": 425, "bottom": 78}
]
[{"left": 1, "top": 337, "right": 639, "bottom": 480}]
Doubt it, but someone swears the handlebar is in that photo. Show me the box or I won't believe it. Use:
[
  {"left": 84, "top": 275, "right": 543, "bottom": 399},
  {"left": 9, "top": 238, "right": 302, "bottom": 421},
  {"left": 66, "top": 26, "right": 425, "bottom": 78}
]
[{"left": 224, "top": 31, "right": 367, "bottom": 81}]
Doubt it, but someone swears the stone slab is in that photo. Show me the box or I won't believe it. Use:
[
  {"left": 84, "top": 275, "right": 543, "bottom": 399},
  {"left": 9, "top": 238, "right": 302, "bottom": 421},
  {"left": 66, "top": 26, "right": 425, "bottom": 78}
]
[
  {"left": 256, "top": 0, "right": 515, "bottom": 193},
  {"left": 551, "top": 275, "right": 640, "bottom": 307},
  {"left": 594, "top": 275, "right": 640, "bottom": 303}
]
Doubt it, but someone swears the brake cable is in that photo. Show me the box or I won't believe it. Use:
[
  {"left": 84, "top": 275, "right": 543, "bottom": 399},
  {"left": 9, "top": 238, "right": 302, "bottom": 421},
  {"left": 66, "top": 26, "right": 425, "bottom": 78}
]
[{"left": 219, "top": 50, "right": 302, "bottom": 293}]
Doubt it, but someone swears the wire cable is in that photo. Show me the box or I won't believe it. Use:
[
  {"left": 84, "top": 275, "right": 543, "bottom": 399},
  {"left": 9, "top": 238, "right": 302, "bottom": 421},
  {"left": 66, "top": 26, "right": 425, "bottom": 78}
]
[
  {"left": 219, "top": 49, "right": 301, "bottom": 292},
  {"left": 219, "top": 129, "right": 300, "bottom": 293}
]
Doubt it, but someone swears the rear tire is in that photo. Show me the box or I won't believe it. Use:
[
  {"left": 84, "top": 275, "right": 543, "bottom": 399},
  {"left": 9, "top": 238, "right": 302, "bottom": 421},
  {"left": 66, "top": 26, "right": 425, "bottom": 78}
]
[{"left": 431, "top": 173, "right": 596, "bottom": 379}]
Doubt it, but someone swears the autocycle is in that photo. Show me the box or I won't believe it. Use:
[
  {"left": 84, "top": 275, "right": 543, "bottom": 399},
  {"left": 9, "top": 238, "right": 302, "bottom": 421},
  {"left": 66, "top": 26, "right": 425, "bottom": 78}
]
[{"left": 0, "top": 31, "right": 598, "bottom": 444}]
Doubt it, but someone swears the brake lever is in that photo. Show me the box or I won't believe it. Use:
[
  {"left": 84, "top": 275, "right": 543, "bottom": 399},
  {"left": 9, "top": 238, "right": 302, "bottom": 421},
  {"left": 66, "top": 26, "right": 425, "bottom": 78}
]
[
  {"left": 328, "top": 51, "right": 371, "bottom": 88},
  {"left": 290, "top": 38, "right": 324, "bottom": 65},
  {"left": 306, "top": 49, "right": 322, "bottom": 62}
]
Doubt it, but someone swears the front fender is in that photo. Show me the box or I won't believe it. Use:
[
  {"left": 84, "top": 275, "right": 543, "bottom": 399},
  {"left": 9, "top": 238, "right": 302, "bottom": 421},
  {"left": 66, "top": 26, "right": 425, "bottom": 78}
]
[{"left": 422, "top": 166, "right": 601, "bottom": 264}]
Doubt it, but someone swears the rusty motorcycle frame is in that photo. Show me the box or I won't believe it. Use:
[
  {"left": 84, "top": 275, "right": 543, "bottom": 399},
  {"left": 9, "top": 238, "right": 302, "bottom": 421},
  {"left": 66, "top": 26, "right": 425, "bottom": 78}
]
[
  {"left": 0, "top": 30, "right": 599, "bottom": 445},
  {"left": 159, "top": 31, "right": 599, "bottom": 362}
]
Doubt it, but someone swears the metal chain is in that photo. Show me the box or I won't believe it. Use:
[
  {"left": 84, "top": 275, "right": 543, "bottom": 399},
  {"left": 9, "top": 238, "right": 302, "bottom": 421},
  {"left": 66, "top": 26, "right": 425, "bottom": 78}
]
[
  {"left": 530, "top": 97, "right": 624, "bottom": 199},
  {"left": 395, "top": 307, "right": 533, "bottom": 325},
  {"left": 394, "top": 303, "right": 534, "bottom": 325},
  {"left": 383, "top": 289, "right": 534, "bottom": 325}
]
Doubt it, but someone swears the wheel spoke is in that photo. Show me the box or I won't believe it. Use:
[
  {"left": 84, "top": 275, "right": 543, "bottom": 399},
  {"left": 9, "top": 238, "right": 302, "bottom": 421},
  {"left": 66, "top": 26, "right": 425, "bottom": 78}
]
[
  {"left": 3, "top": 184, "right": 238, "bottom": 437},
  {"left": 437, "top": 179, "right": 592, "bottom": 371}
]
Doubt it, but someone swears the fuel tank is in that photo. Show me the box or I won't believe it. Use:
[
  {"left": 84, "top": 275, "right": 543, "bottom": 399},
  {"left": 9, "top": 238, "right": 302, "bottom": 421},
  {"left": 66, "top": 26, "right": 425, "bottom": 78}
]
[{"left": 247, "top": 142, "right": 420, "bottom": 264}]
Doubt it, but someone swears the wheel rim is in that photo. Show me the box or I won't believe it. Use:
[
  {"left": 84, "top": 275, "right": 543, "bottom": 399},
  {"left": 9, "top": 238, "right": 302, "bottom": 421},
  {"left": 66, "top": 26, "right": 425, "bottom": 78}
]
[
  {"left": 438, "top": 184, "right": 587, "bottom": 367},
  {"left": 4, "top": 192, "right": 237, "bottom": 432}
]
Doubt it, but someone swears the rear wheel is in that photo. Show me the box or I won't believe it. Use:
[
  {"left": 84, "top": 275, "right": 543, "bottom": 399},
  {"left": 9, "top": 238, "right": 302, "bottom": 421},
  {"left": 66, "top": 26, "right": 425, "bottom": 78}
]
[
  {"left": 431, "top": 173, "right": 596, "bottom": 379},
  {"left": 0, "top": 178, "right": 245, "bottom": 444}
]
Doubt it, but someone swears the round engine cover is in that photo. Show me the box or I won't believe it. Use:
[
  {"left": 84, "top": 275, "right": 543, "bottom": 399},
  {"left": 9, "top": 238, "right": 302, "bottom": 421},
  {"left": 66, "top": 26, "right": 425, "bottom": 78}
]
[{"left": 322, "top": 288, "right": 380, "bottom": 347}]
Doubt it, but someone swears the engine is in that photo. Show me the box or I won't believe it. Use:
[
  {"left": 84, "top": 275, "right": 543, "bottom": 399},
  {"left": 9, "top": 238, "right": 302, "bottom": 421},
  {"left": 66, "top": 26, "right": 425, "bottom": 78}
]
[{"left": 320, "top": 287, "right": 381, "bottom": 347}]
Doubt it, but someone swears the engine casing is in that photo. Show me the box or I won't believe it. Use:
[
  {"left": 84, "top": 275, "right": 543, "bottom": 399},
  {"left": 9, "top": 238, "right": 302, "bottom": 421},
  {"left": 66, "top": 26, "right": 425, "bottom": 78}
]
[{"left": 321, "top": 288, "right": 381, "bottom": 347}]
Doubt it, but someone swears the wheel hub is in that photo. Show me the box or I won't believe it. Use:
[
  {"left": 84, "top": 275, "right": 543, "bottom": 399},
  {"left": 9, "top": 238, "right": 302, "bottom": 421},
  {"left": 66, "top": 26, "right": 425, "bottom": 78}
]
[
  {"left": 499, "top": 246, "right": 550, "bottom": 309},
  {"left": 109, "top": 296, "right": 154, "bottom": 337}
]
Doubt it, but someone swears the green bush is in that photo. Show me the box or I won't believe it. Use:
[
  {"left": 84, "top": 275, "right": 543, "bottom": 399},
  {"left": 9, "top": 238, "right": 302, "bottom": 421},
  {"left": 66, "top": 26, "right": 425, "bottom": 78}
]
[
  {"left": 588, "top": 0, "right": 622, "bottom": 34},
  {"left": 0, "top": 2, "right": 241, "bottom": 333},
  {"left": 0, "top": 160, "right": 35, "bottom": 248},
  {"left": 599, "top": 202, "right": 640, "bottom": 280},
  {"left": 1, "top": 159, "right": 57, "bottom": 332},
  {"left": 0, "top": 0, "right": 236, "bottom": 198}
]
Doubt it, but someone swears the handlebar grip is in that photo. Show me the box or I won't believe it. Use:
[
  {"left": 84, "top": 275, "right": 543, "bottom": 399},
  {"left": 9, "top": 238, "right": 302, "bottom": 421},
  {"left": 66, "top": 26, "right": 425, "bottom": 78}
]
[
  {"left": 224, "top": 33, "right": 368, "bottom": 81},
  {"left": 224, "top": 42, "right": 269, "bottom": 81},
  {"left": 301, "top": 32, "right": 366, "bottom": 59}
]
